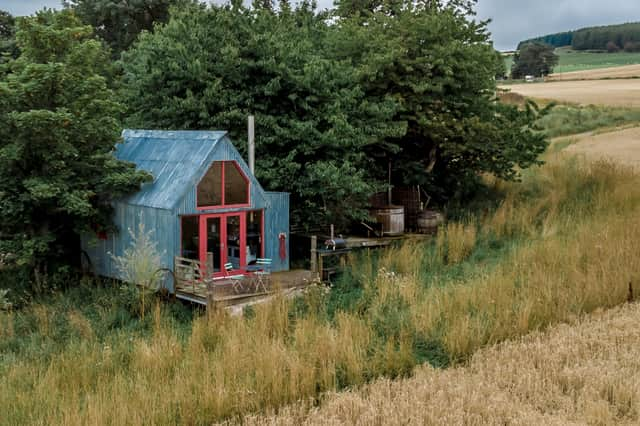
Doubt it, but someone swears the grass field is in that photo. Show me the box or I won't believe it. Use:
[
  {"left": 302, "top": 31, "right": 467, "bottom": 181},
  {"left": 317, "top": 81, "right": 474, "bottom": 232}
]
[
  {"left": 3, "top": 155, "right": 640, "bottom": 424},
  {"left": 504, "top": 47, "right": 640, "bottom": 76},
  {"left": 4, "top": 81, "right": 640, "bottom": 423},
  {"left": 554, "top": 47, "right": 640, "bottom": 73},
  {"left": 535, "top": 103, "right": 640, "bottom": 138}
]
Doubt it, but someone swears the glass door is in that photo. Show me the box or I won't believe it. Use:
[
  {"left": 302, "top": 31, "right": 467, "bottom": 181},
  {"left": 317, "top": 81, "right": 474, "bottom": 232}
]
[
  {"left": 199, "top": 213, "right": 246, "bottom": 277},
  {"left": 225, "top": 214, "right": 245, "bottom": 271},
  {"left": 200, "top": 216, "right": 222, "bottom": 275}
]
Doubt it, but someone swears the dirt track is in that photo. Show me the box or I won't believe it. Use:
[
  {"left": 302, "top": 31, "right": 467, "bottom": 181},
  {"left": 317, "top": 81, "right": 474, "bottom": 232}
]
[
  {"left": 503, "top": 79, "right": 640, "bottom": 107},
  {"left": 547, "top": 64, "right": 640, "bottom": 81}
]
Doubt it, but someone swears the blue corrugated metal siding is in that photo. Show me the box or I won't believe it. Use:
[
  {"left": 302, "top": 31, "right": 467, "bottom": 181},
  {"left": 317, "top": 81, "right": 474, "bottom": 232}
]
[
  {"left": 264, "top": 192, "right": 290, "bottom": 272},
  {"left": 115, "top": 130, "right": 226, "bottom": 210},
  {"left": 83, "top": 204, "right": 177, "bottom": 291}
]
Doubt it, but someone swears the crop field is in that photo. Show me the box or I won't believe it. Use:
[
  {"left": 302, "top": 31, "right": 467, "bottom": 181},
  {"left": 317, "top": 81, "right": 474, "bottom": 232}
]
[
  {"left": 245, "top": 302, "right": 640, "bottom": 425},
  {"left": 503, "top": 79, "right": 640, "bottom": 107},
  {"left": 547, "top": 63, "right": 640, "bottom": 81},
  {"left": 506, "top": 77, "right": 640, "bottom": 166}
]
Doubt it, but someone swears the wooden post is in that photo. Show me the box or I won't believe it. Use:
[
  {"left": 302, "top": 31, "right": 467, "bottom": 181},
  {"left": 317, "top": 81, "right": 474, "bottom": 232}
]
[
  {"left": 248, "top": 115, "right": 255, "bottom": 174},
  {"left": 310, "top": 235, "right": 317, "bottom": 273}
]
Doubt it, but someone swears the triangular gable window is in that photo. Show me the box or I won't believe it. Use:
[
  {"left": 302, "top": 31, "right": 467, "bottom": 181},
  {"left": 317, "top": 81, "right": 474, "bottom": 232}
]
[{"left": 197, "top": 161, "right": 250, "bottom": 208}]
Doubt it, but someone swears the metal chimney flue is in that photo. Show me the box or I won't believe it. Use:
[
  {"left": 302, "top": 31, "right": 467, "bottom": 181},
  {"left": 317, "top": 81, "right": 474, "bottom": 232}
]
[{"left": 248, "top": 115, "right": 255, "bottom": 174}]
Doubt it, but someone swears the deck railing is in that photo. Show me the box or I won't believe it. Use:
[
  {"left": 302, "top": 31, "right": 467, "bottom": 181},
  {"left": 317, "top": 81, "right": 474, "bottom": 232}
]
[{"left": 173, "top": 256, "right": 272, "bottom": 303}]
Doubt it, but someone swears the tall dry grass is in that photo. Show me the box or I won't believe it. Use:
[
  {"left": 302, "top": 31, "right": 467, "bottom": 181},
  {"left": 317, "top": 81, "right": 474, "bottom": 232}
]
[
  {"left": 435, "top": 221, "right": 477, "bottom": 264},
  {"left": 2, "top": 157, "right": 640, "bottom": 424}
]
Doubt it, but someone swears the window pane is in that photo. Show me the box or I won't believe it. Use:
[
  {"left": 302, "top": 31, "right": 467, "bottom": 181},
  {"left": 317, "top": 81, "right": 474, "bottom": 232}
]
[
  {"left": 197, "top": 162, "right": 222, "bottom": 207},
  {"left": 224, "top": 161, "right": 249, "bottom": 205},
  {"left": 246, "top": 210, "right": 263, "bottom": 264},
  {"left": 181, "top": 216, "right": 199, "bottom": 260}
]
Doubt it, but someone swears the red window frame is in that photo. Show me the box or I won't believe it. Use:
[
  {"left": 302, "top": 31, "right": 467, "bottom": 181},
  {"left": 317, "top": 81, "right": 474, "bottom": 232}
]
[
  {"left": 196, "top": 161, "right": 251, "bottom": 210},
  {"left": 198, "top": 212, "right": 246, "bottom": 276},
  {"left": 179, "top": 210, "right": 264, "bottom": 276}
]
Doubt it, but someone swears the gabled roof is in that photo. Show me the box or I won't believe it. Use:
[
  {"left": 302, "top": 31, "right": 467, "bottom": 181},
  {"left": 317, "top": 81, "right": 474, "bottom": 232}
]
[{"left": 116, "top": 130, "right": 228, "bottom": 209}]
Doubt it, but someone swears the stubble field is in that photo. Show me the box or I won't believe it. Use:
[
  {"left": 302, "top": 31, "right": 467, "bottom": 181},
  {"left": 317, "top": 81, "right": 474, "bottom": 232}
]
[
  {"left": 503, "top": 78, "right": 640, "bottom": 107},
  {"left": 547, "top": 63, "right": 640, "bottom": 81},
  {"left": 243, "top": 302, "right": 640, "bottom": 425}
]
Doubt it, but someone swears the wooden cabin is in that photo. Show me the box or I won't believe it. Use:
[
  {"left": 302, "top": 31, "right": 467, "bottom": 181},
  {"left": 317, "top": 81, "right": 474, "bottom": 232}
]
[{"left": 82, "top": 130, "right": 290, "bottom": 298}]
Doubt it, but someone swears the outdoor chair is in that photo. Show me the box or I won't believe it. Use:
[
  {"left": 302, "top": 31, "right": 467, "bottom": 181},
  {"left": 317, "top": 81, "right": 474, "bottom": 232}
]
[
  {"left": 211, "top": 262, "right": 245, "bottom": 294},
  {"left": 249, "top": 258, "right": 271, "bottom": 293}
]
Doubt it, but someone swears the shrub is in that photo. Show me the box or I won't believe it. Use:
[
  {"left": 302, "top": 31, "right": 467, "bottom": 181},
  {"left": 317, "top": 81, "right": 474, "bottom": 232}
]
[{"left": 111, "top": 219, "right": 164, "bottom": 319}]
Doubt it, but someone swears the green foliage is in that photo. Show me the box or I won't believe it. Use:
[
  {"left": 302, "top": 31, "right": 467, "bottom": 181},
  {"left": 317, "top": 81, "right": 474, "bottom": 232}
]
[
  {"left": 330, "top": 1, "right": 548, "bottom": 202},
  {"left": 518, "top": 31, "right": 574, "bottom": 50},
  {"left": 0, "top": 10, "right": 150, "bottom": 282},
  {"left": 63, "top": 0, "right": 191, "bottom": 57},
  {"left": 120, "top": 2, "right": 400, "bottom": 230},
  {"left": 111, "top": 218, "right": 164, "bottom": 318},
  {"left": 512, "top": 43, "right": 559, "bottom": 78},
  {"left": 494, "top": 49, "right": 507, "bottom": 79},
  {"left": 518, "top": 22, "right": 640, "bottom": 52},
  {"left": 0, "top": 10, "right": 19, "bottom": 62},
  {"left": 121, "top": 0, "right": 547, "bottom": 229},
  {"left": 572, "top": 22, "right": 640, "bottom": 51}
]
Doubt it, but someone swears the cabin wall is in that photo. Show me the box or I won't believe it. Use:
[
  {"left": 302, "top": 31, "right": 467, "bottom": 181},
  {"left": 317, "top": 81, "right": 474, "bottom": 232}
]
[
  {"left": 81, "top": 204, "right": 177, "bottom": 291},
  {"left": 264, "top": 191, "right": 290, "bottom": 272}
]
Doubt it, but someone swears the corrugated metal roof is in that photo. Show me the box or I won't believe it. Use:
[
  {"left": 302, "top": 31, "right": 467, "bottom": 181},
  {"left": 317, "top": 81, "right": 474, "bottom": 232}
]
[{"left": 116, "top": 129, "right": 227, "bottom": 210}]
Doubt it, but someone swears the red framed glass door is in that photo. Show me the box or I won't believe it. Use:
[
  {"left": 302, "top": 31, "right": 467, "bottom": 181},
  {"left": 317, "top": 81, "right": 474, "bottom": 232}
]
[{"left": 198, "top": 213, "right": 246, "bottom": 277}]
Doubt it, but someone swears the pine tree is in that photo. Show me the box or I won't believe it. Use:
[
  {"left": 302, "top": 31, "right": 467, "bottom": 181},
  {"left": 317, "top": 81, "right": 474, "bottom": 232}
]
[{"left": 0, "top": 10, "right": 150, "bottom": 282}]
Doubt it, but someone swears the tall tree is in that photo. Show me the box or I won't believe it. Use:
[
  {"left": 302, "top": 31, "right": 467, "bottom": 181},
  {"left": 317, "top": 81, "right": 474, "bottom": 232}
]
[
  {"left": 332, "top": 0, "right": 548, "bottom": 201},
  {"left": 511, "top": 43, "right": 558, "bottom": 78},
  {"left": 0, "top": 10, "right": 149, "bottom": 282},
  {"left": 0, "top": 10, "right": 19, "bottom": 62},
  {"left": 120, "top": 2, "right": 401, "bottom": 230},
  {"left": 63, "top": 0, "right": 190, "bottom": 56},
  {"left": 121, "top": 0, "right": 548, "bottom": 229}
]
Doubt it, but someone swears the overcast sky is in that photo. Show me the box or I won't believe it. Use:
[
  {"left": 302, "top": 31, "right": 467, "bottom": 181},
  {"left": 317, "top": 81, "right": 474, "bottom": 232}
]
[{"left": 4, "top": 0, "right": 640, "bottom": 51}]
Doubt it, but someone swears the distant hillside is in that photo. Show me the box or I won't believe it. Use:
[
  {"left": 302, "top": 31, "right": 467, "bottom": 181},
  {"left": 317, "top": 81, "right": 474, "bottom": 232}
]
[
  {"left": 518, "top": 22, "right": 640, "bottom": 52},
  {"left": 517, "top": 31, "right": 573, "bottom": 49}
]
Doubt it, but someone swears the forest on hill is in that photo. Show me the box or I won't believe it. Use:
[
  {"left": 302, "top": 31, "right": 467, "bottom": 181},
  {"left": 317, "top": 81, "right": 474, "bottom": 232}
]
[{"left": 518, "top": 22, "right": 640, "bottom": 52}]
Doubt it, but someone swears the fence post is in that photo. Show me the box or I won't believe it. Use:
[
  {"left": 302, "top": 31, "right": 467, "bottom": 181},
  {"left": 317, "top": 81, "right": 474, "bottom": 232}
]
[{"left": 310, "top": 235, "right": 317, "bottom": 273}]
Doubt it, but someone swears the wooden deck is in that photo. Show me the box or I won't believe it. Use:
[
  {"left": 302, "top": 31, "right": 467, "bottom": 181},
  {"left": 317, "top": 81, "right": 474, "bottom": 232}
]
[{"left": 175, "top": 269, "right": 318, "bottom": 306}]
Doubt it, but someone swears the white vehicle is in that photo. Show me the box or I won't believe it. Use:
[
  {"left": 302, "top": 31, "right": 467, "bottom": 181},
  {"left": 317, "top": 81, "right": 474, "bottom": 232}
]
[{"left": 525, "top": 75, "right": 535, "bottom": 82}]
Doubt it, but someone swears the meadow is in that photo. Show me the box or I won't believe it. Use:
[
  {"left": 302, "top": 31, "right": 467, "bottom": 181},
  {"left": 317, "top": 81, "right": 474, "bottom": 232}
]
[
  {"left": 2, "top": 154, "right": 640, "bottom": 424},
  {"left": 554, "top": 47, "right": 640, "bottom": 73},
  {"left": 535, "top": 103, "right": 640, "bottom": 138},
  {"left": 503, "top": 47, "right": 640, "bottom": 76}
]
